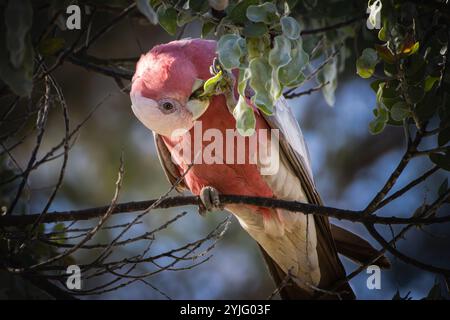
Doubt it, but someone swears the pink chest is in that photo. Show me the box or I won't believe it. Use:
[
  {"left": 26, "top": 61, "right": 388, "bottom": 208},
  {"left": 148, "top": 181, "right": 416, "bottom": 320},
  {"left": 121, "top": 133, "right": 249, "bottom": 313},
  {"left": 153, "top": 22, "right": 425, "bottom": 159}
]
[{"left": 162, "top": 95, "right": 274, "bottom": 198}]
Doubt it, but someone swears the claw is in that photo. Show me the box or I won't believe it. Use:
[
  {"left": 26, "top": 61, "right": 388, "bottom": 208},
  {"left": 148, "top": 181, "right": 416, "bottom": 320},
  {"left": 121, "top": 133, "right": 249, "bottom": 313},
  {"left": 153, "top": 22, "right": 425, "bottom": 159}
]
[{"left": 199, "top": 186, "right": 223, "bottom": 216}]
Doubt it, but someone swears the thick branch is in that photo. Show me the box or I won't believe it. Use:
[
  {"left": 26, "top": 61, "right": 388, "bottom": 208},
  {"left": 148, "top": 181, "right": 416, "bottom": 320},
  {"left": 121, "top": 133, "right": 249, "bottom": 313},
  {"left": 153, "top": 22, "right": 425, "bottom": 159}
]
[{"left": 2, "top": 195, "right": 449, "bottom": 227}]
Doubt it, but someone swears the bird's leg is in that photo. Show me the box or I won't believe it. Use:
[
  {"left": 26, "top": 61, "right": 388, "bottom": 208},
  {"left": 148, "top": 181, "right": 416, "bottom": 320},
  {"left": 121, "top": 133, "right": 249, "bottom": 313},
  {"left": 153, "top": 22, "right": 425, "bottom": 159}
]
[{"left": 198, "top": 186, "right": 223, "bottom": 216}]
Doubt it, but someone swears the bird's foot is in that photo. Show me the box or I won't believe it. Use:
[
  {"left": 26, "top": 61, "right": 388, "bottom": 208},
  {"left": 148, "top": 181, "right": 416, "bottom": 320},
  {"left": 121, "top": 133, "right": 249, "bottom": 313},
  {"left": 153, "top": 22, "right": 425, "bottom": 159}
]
[{"left": 198, "top": 186, "right": 223, "bottom": 216}]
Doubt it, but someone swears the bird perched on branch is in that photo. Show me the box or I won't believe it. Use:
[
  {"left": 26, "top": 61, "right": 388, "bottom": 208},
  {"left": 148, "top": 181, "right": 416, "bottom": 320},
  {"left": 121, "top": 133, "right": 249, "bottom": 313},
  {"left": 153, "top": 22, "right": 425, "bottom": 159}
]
[{"left": 130, "top": 39, "right": 389, "bottom": 299}]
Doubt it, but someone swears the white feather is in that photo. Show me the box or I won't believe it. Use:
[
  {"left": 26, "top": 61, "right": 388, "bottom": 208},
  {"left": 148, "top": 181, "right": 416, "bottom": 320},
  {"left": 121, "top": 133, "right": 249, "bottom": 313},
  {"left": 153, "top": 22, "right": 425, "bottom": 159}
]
[
  {"left": 228, "top": 97, "right": 321, "bottom": 291},
  {"left": 267, "top": 97, "right": 315, "bottom": 182}
]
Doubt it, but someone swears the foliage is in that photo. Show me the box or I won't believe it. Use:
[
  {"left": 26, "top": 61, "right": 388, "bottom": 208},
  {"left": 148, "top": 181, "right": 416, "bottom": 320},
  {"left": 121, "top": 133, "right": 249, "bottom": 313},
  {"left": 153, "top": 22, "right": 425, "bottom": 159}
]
[
  {"left": 137, "top": 0, "right": 351, "bottom": 134},
  {"left": 139, "top": 0, "right": 450, "bottom": 173},
  {"left": 0, "top": 0, "right": 449, "bottom": 300}
]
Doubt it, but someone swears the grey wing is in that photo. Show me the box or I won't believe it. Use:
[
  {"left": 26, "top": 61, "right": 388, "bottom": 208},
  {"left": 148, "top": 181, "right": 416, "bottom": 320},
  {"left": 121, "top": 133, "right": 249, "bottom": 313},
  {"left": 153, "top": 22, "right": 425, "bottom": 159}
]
[
  {"left": 262, "top": 97, "right": 354, "bottom": 299},
  {"left": 263, "top": 97, "right": 321, "bottom": 203},
  {"left": 265, "top": 97, "right": 390, "bottom": 263},
  {"left": 153, "top": 133, "right": 187, "bottom": 193}
]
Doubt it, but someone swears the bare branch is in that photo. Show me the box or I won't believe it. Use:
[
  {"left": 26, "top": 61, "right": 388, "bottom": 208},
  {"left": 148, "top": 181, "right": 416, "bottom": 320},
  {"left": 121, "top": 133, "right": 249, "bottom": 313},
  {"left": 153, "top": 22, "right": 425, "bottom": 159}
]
[{"left": 2, "top": 194, "right": 450, "bottom": 227}]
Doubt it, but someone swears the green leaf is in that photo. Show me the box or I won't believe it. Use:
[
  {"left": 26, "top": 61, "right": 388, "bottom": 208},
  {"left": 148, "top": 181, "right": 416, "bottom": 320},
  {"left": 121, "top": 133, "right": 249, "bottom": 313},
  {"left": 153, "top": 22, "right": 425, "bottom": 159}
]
[
  {"left": 370, "top": 80, "right": 383, "bottom": 93},
  {"left": 188, "top": 0, "right": 209, "bottom": 12},
  {"left": 157, "top": 6, "right": 178, "bottom": 35},
  {"left": 318, "top": 55, "right": 338, "bottom": 106},
  {"left": 249, "top": 57, "right": 274, "bottom": 114},
  {"left": 38, "top": 37, "right": 65, "bottom": 56},
  {"left": 247, "top": 37, "right": 270, "bottom": 60},
  {"left": 280, "top": 16, "right": 301, "bottom": 40},
  {"left": 237, "top": 68, "right": 251, "bottom": 96},
  {"left": 424, "top": 76, "right": 440, "bottom": 92},
  {"left": 379, "top": 81, "right": 401, "bottom": 109},
  {"left": 416, "top": 94, "right": 439, "bottom": 121},
  {"left": 356, "top": 48, "right": 379, "bottom": 79},
  {"left": 136, "top": 0, "right": 158, "bottom": 25},
  {"left": 402, "top": 41, "right": 420, "bottom": 56},
  {"left": 52, "top": 222, "right": 65, "bottom": 232},
  {"left": 390, "top": 101, "right": 410, "bottom": 121},
  {"left": 430, "top": 153, "right": 450, "bottom": 171},
  {"left": 367, "top": 0, "right": 382, "bottom": 29},
  {"left": 285, "top": 0, "right": 300, "bottom": 10},
  {"left": 268, "top": 35, "right": 291, "bottom": 69},
  {"left": 369, "top": 108, "right": 389, "bottom": 134},
  {"left": 201, "top": 21, "right": 215, "bottom": 38},
  {"left": 217, "top": 34, "right": 246, "bottom": 69},
  {"left": 302, "top": 0, "right": 316, "bottom": 10},
  {"left": 279, "top": 39, "right": 309, "bottom": 87},
  {"left": 224, "top": 90, "right": 237, "bottom": 113},
  {"left": 51, "top": 223, "right": 66, "bottom": 244},
  {"left": 375, "top": 44, "right": 396, "bottom": 64},
  {"left": 0, "top": 32, "right": 34, "bottom": 97},
  {"left": 384, "top": 62, "right": 396, "bottom": 78},
  {"left": 242, "top": 22, "right": 268, "bottom": 38},
  {"left": 369, "top": 119, "right": 386, "bottom": 134},
  {"left": 270, "top": 69, "right": 282, "bottom": 100},
  {"left": 202, "top": 71, "right": 223, "bottom": 95},
  {"left": 267, "top": 36, "right": 293, "bottom": 98},
  {"left": 369, "top": 118, "right": 386, "bottom": 134},
  {"left": 233, "top": 95, "right": 256, "bottom": 136},
  {"left": 407, "top": 84, "right": 425, "bottom": 104},
  {"left": 405, "top": 55, "right": 426, "bottom": 84},
  {"left": 5, "top": 0, "right": 33, "bottom": 68},
  {"left": 246, "top": 2, "right": 278, "bottom": 24},
  {"left": 438, "top": 127, "right": 450, "bottom": 146},
  {"left": 177, "top": 10, "right": 195, "bottom": 27},
  {"left": 227, "top": 0, "right": 259, "bottom": 24},
  {"left": 235, "top": 69, "right": 244, "bottom": 94},
  {"left": 375, "top": 81, "right": 385, "bottom": 109},
  {"left": 378, "top": 26, "right": 387, "bottom": 42}
]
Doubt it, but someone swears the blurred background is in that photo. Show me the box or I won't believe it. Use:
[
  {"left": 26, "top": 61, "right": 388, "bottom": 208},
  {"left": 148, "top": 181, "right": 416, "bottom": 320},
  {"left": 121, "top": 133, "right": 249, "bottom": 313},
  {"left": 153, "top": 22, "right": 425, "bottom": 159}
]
[{"left": 1, "top": 2, "right": 449, "bottom": 300}]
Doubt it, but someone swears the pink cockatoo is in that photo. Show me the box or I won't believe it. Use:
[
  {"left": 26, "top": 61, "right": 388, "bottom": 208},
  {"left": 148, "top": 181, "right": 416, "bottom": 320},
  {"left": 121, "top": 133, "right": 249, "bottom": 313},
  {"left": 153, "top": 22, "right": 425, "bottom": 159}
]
[{"left": 130, "top": 39, "right": 389, "bottom": 299}]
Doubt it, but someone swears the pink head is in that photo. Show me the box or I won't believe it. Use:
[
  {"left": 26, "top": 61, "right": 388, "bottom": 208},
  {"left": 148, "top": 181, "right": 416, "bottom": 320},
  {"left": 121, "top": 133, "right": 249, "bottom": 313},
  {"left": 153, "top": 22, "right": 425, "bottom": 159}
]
[{"left": 130, "top": 39, "right": 217, "bottom": 137}]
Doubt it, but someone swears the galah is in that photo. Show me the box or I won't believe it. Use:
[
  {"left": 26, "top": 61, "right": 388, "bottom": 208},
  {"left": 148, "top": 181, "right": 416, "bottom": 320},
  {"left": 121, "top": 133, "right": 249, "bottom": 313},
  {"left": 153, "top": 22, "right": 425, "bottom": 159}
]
[{"left": 130, "top": 39, "right": 389, "bottom": 299}]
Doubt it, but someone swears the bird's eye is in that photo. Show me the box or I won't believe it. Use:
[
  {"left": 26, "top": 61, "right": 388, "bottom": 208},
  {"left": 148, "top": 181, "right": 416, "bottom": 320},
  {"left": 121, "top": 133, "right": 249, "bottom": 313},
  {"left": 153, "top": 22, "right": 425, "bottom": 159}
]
[
  {"left": 162, "top": 102, "right": 173, "bottom": 110},
  {"left": 159, "top": 100, "right": 177, "bottom": 114}
]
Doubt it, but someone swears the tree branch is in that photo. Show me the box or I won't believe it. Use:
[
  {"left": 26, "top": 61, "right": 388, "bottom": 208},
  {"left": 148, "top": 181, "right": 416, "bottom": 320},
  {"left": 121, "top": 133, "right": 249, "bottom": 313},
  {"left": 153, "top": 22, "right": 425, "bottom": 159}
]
[
  {"left": 66, "top": 54, "right": 133, "bottom": 80},
  {"left": 2, "top": 194, "right": 450, "bottom": 227},
  {"left": 301, "top": 14, "right": 367, "bottom": 36}
]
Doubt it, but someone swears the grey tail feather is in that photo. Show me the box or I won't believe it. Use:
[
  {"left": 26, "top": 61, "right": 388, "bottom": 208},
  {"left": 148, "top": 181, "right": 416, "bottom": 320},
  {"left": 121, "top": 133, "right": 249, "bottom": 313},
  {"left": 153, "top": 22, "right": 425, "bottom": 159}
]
[
  {"left": 258, "top": 245, "right": 354, "bottom": 300},
  {"left": 330, "top": 224, "right": 391, "bottom": 269}
]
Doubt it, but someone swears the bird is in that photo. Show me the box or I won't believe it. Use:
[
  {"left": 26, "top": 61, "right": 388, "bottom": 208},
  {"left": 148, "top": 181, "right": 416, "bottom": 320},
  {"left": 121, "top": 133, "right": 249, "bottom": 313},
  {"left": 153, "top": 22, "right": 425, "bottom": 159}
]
[{"left": 130, "top": 38, "right": 389, "bottom": 299}]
